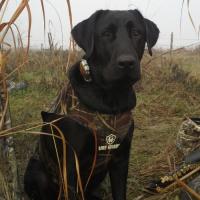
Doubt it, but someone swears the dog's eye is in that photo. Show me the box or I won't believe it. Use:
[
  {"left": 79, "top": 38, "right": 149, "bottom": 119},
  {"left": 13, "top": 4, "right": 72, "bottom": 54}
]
[
  {"left": 102, "top": 31, "right": 113, "bottom": 39},
  {"left": 131, "top": 29, "right": 140, "bottom": 37}
]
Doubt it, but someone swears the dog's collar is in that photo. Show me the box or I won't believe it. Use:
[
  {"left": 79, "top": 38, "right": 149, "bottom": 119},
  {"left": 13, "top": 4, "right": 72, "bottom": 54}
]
[{"left": 80, "top": 59, "right": 92, "bottom": 82}]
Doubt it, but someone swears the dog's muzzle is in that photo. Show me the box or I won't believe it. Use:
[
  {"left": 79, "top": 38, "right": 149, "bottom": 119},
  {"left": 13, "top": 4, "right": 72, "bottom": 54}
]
[{"left": 117, "top": 55, "right": 136, "bottom": 70}]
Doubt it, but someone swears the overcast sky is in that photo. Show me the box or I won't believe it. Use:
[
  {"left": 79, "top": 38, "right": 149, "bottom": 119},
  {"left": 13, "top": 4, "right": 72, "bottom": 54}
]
[{"left": 4, "top": 0, "right": 200, "bottom": 49}]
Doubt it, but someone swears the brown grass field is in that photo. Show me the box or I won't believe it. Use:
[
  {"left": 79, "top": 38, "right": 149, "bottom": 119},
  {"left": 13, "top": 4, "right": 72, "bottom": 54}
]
[{"left": 0, "top": 47, "right": 200, "bottom": 199}]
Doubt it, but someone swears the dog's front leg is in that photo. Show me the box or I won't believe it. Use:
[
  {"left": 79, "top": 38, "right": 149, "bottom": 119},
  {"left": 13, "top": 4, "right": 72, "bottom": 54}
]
[{"left": 109, "top": 124, "right": 134, "bottom": 200}]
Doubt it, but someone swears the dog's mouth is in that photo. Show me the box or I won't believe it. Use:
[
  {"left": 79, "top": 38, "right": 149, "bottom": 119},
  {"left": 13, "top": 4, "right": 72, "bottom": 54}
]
[
  {"left": 99, "top": 74, "right": 140, "bottom": 91},
  {"left": 101, "top": 64, "right": 141, "bottom": 89}
]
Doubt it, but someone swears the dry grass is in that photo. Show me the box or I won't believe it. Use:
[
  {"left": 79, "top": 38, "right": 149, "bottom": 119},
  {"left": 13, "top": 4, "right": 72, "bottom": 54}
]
[
  {"left": 127, "top": 50, "right": 200, "bottom": 199},
  {"left": 1, "top": 49, "right": 200, "bottom": 200},
  {"left": 0, "top": 1, "right": 74, "bottom": 198}
]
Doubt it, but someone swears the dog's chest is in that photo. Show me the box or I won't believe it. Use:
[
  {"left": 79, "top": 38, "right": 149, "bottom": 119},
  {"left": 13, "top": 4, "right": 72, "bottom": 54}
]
[
  {"left": 68, "top": 89, "right": 132, "bottom": 164},
  {"left": 69, "top": 107, "right": 133, "bottom": 171},
  {"left": 51, "top": 83, "right": 133, "bottom": 166}
]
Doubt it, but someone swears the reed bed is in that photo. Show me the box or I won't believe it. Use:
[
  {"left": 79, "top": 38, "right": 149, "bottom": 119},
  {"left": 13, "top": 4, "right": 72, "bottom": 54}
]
[{"left": 0, "top": 0, "right": 75, "bottom": 199}]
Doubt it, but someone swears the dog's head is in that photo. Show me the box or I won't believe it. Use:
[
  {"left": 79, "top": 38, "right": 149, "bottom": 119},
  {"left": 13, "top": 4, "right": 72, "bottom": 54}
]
[{"left": 72, "top": 10, "right": 159, "bottom": 89}]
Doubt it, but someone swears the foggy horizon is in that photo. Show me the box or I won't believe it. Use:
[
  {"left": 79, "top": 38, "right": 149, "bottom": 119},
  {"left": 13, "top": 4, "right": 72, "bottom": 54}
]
[{"left": 3, "top": 0, "right": 200, "bottom": 50}]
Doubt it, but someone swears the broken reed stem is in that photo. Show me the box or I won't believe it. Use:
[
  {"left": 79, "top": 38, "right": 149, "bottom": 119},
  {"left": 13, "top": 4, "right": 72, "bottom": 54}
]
[
  {"left": 175, "top": 177, "right": 200, "bottom": 200},
  {"left": 50, "top": 125, "right": 68, "bottom": 200},
  {"left": 159, "top": 166, "right": 200, "bottom": 193},
  {"left": 0, "top": 0, "right": 10, "bottom": 25},
  {"left": 0, "top": 117, "right": 64, "bottom": 140}
]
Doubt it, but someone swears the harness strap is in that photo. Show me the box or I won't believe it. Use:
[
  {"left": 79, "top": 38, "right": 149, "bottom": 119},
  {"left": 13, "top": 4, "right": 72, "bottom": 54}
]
[{"left": 68, "top": 113, "right": 98, "bottom": 191}]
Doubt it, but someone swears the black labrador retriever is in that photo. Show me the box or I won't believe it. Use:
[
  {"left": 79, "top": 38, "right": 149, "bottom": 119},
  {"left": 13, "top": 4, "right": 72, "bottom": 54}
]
[{"left": 24, "top": 9, "right": 159, "bottom": 200}]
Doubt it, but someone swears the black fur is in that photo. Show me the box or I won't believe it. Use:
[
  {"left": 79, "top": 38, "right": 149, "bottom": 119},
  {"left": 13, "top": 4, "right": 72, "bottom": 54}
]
[
  {"left": 24, "top": 157, "right": 59, "bottom": 200},
  {"left": 24, "top": 9, "right": 159, "bottom": 200}
]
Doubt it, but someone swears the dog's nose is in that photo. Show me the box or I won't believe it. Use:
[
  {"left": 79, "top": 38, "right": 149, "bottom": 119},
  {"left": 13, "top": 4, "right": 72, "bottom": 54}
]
[{"left": 117, "top": 55, "right": 136, "bottom": 69}]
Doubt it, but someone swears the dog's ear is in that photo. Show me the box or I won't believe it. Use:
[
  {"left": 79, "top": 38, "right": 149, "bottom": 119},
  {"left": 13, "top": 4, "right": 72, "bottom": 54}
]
[
  {"left": 144, "top": 18, "right": 159, "bottom": 56},
  {"left": 41, "top": 111, "right": 61, "bottom": 123},
  {"left": 129, "top": 10, "right": 159, "bottom": 56},
  {"left": 71, "top": 10, "right": 104, "bottom": 57}
]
